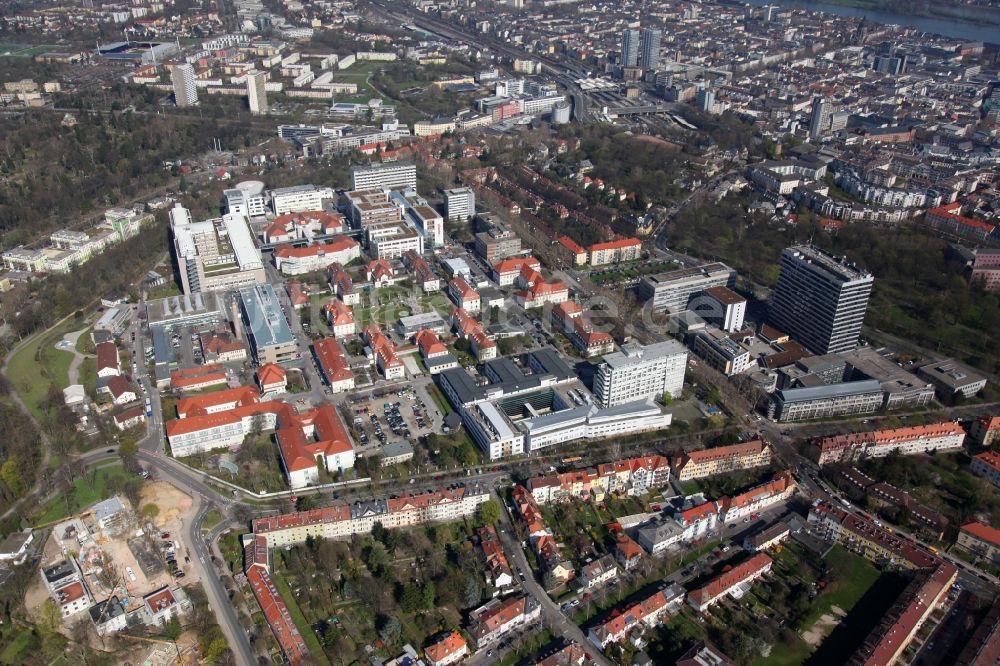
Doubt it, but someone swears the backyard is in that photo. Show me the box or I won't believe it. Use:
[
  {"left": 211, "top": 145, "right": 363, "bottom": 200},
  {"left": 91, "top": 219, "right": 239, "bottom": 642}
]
[{"left": 33, "top": 463, "right": 135, "bottom": 525}]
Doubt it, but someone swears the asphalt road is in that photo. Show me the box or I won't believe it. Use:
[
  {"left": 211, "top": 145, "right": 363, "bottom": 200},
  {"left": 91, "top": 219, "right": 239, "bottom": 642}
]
[{"left": 493, "top": 490, "right": 612, "bottom": 666}]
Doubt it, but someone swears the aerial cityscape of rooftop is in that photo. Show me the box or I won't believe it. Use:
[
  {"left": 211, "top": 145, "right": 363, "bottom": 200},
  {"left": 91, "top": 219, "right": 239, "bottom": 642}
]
[{"left": 0, "top": 0, "right": 998, "bottom": 664}]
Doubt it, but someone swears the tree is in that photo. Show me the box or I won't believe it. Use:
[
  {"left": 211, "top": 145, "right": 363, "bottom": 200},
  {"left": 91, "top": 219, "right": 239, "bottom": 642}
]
[
  {"left": 163, "top": 615, "right": 182, "bottom": 640},
  {"left": 1, "top": 457, "right": 25, "bottom": 497},
  {"left": 463, "top": 576, "right": 482, "bottom": 608},
  {"left": 476, "top": 500, "right": 501, "bottom": 526},
  {"left": 377, "top": 615, "right": 401, "bottom": 645},
  {"left": 38, "top": 598, "right": 61, "bottom": 634},
  {"left": 141, "top": 503, "right": 160, "bottom": 519}
]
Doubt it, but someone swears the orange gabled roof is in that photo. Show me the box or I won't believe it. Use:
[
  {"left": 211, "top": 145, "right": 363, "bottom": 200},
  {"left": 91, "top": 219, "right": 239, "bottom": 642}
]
[
  {"left": 246, "top": 566, "right": 311, "bottom": 664},
  {"left": 494, "top": 256, "right": 540, "bottom": 275},
  {"left": 324, "top": 299, "right": 355, "bottom": 326},
  {"left": 96, "top": 341, "right": 119, "bottom": 372},
  {"left": 313, "top": 338, "right": 353, "bottom": 383},
  {"left": 363, "top": 324, "right": 402, "bottom": 369},
  {"left": 589, "top": 237, "right": 641, "bottom": 253},
  {"left": 449, "top": 276, "right": 479, "bottom": 300},
  {"left": 257, "top": 363, "right": 286, "bottom": 387},
  {"left": 425, "top": 630, "right": 467, "bottom": 664},
  {"left": 557, "top": 235, "right": 586, "bottom": 255},
  {"left": 719, "top": 470, "right": 793, "bottom": 513},
  {"left": 961, "top": 521, "right": 1000, "bottom": 547},
  {"left": 689, "top": 553, "right": 772, "bottom": 606},
  {"left": 415, "top": 328, "right": 447, "bottom": 357},
  {"left": 176, "top": 385, "right": 261, "bottom": 418},
  {"left": 166, "top": 400, "right": 282, "bottom": 438},
  {"left": 274, "top": 237, "right": 359, "bottom": 259},
  {"left": 682, "top": 439, "right": 768, "bottom": 463},
  {"left": 275, "top": 403, "right": 354, "bottom": 472}
]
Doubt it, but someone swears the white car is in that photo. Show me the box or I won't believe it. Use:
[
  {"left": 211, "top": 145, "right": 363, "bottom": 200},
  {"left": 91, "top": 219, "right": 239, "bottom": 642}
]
[{"left": 126, "top": 566, "right": 137, "bottom": 582}]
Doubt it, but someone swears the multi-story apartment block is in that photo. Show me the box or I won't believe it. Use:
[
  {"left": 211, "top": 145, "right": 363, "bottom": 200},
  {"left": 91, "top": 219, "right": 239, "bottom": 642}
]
[
  {"left": 474, "top": 220, "right": 521, "bottom": 263},
  {"left": 448, "top": 277, "right": 481, "bottom": 313},
  {"left": 251, "top": 483, "right": 491, "bottom": 547},
  {"left": 444, "top": 187, "right": 475, "bottom": 222},
  {"left": 971, "top": 450, "right": 1000, "bottom": 488},
  {"left": 638, "top": 263, "right": 736, "bottom": 313},
  {"left": 170, "top": 204, "right": 265, "bottom": 295},
  {"left": 587, "top": 238, "right": 641, "bottom": 266},
  {"left": 526, "top": 455, "right": 671, "bottom": 504},
  {"left": 42, "top": 559, "right": 93, "bottom": 618},
  {"left": 171, "top": 62, "right": 197, "bottom": 106},
  {"left": 351, "top": 163, "right": 417, "bottom": 191},
  {"left": 270, "top": 184, "right": 335, "bottom": 216},
  {"left": 468, "top": 595, "right": 541, "bottom": 648},
  {"left": 688, "top": 553, "right": 772, "bottom": 613},
  {"left": 587, "top": 589, "right": 671, "bottom": 650},
  {"left": 970, "top": 249, "right": 1000, "bottom": 293},
  {"left": 247, "top": 71, "right": 268, "bottom": 115},
  {"left": 808, "top": 422, "right": 966, "bottom": 466},
  {"left": 957, "top": 522, "right": 1000, "bottom": 565},
  {"left": 556, "top": 235, "right": 588, "bottom": 267},
  {"left": 673, "top": 440, "right": 773, "bottom": 481},
  {"left": 224, "top": 182, "right": 268, "bottom": 218},
  {"left": 717, "top": 471, "right": 795, "bottom": 523},
  {"left": 768, "top": 245, "right": 874, "bottom": 355},
  {"left": 969, "top": 415, "right": 1000, "bottom": 448}
]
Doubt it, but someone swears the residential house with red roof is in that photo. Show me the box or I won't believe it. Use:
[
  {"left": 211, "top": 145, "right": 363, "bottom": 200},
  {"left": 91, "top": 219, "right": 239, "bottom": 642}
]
[
  {"left": 328, "top": 263, "right": 359, "bottom": 305},
  {"left": 199, "top": 329, "right": 247, "bottom": 363},
  {"left": 688, "top": 553, "right": 773, "bottom": 612},
  {"left": 257, "top": 364, "right": 287, "bottom": 395},
  {"left": 467, "top": 594, "right": 541, "bottom": 648},
  {"left": 363, "top": 324, "right": 405, "bottom": 380},
  {"left": 106, "top": 376, "right": 138, "bottom": 406},
  {"left": 96, "top": 341, "right": 120, "bottom": 378},
  {"left": 675, "top": 501, "right": 720, "bottom": 542},
  {"left": 113, "top": 405, "right": 146, "bottom": 431},
  {"left": 243, "top": 535, "right": 311, "bottom": 665},
  {"left": 448, "top": 276, "right": 481, "bottom": 313},
  {"left": 312, "top": 338, "right": 355, "bottom": 393},
  {"left": 717, "top": 470, "right": 795, "bottom": 524},
  {"left": 401, "top": 250, "right": 440, "bottom": 292},
  {"left": 587, "top": 589, "right": 670, "bottom": 650},
  {"left": 273, "top": 236, "right": 361, "bottom": 275},
  {"left": 556, "top": 235, "right": 587, "bottom": 267},
  {"left": 285, "top": 280, "right": 310, "bottom": 309},
  {"left": 514, "top": 266, "right": 569, "bottom": 309},
  {"left": 415, "top": 328, "right": 458, "bottom": 374},
  {"left": 424, "top": 630, "right": 468, "bottom": 666},
  {"left": 451, "top": 308, "right": 497, "bottom": 361},
  {"left": 143, "top": 587, "right": 180, "bottom": 626},
  {"left": 477, "top": 525, "right": 514, "bottom": 589},
  {"left": 366, "top": 258, "right": 394, "bottom": 288},
  {"left": 275, "top": 403, "right": 355, "bottom": 490},
  {"left": 615, "top": 533, "right": 644, "bottom": 571},
  {"left": 492, "top": 256, "right": 541, "bottom": 286},
  {"left": 323, "top": 299, "right": 356, "bottom": 338}
]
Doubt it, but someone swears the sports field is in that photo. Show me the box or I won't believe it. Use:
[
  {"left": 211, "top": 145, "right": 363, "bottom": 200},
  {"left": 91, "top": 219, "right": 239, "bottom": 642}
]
[{"left": 0, "top": 43, "right": 61, "bottom": 57}]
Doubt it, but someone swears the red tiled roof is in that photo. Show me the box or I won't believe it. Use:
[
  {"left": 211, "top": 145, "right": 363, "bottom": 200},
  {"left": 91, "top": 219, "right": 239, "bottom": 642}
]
[
  {"left": 815, "top": 423, "right": 966, "bottom": 454},
  {"left": 425, "top": 631, "right": 467, "bottom": 664},
  {"left": 274, "top": 236, "right": 359, "bottom": 259},
  {"left": 257, "top": 363, "right": 286, "bottom": 387},
  {"left": 416, "top": 329, "right": 447, "bottom": 357},
  {"left": 688, "top": 553, "right": 772, "bottom": 606},
  {"left": 494, "top": 257, "right": 540, "bottom": 275},
  {"left": 588, "top": 238, "right": 641, "bottom": 253},
  {"left": 961, "top": 521, "right": 1000, "bottom": 547},
  {"left": 246, "top": 566, "right": 311, "bottom": 664},
  {"left": 175, "top": 385, "right": 260, "bottom": 418},
  {"left": 275, "top": 403, "right": 353, "bottom": 472},
  {"left": 107, "top": 375, "right": 136, "bottom": 400},
  {"left": 363, "top": 324, "right": 402, "bottom": 369},
  {"left": 313, "top": 338, "right": 353, "bottom": 383},
  {"left": 96, "top": 341, "right": 119, "bottom": 372},
  {"left": 557, "top": 235, "right": 586, "bottom": 255},
  {"left": 323, "top": 299, "right": 355, "bottom": 327},
  {"left": 973, "top": 450, "right": 1000, "bottom": 473},
  {"left": 166, "top": 400, "right": 282, "bottom": 438},
  {"left": 681, "top": 439, "right": 768, "bottom": 464}
]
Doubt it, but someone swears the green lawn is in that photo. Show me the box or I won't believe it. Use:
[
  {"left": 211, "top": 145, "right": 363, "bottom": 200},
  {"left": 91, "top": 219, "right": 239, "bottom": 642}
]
[
  {"left": 34, "top": 464, "right": 132, "bottom": 525},
  {"left": 8, "top": 317, "right": 87, "bottom": 419},
  {"left": 804, "top": 545, "right": 882, "bottom": 627},
  {"left": 680, "top": 480, "right": 701, "bottom": 495},
  {"left": 425, "top": 384, "right": 453, "bottom": 416},
  {"left": 272, "top": 573, "right": 332, "bottom": 666},
  {"left": 0, "top": 628, "right": 37, "bottom": 663},
  {"left": 754, "top": 632, "right": 813, "bottom": 666},
  {"left": 203, "top": 509, "right": 224, "bottom": 531}
]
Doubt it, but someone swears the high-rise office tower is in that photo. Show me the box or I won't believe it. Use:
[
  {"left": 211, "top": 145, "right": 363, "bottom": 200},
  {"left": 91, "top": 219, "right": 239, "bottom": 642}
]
[
  {"left": 769, "top": 245, "right": 874, "bottom": 355},
  {"left": 620, "top": 29, "right": 640, "bottom": 68},
  {"left": 696, "top": 88, "right": 716, "bottom": 113},
  {"left": 808, "top": 96, "right": 832, "bottom": 139},
  {"left": 171, "top": 63, "right": 198, "bottom": 107},
  {"left": 247, "top": 71, "right": 268, "bottom": 115},
  {"left": 640, "top": 28, "right": 662, "bottom": 71}
]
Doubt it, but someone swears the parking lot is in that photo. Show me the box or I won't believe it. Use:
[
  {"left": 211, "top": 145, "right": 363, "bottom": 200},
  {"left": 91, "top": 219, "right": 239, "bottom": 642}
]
[{"left": 349, "top": 387, "right": 434, "bottom": 453}]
